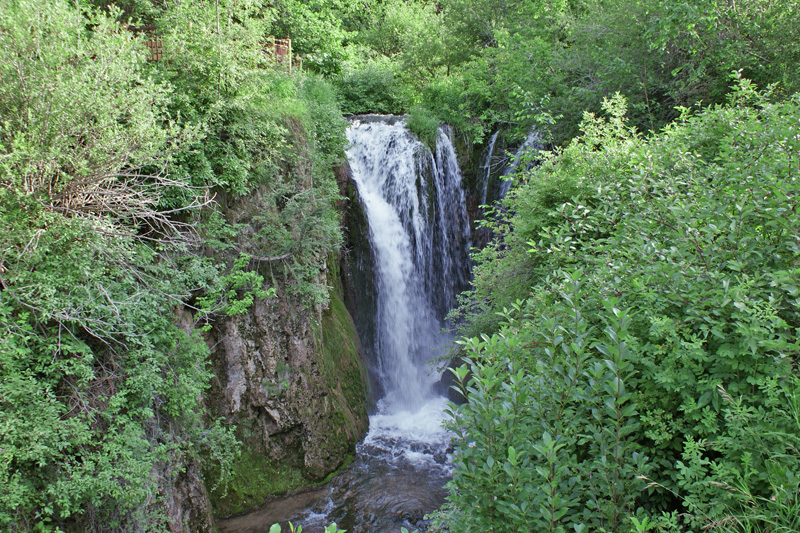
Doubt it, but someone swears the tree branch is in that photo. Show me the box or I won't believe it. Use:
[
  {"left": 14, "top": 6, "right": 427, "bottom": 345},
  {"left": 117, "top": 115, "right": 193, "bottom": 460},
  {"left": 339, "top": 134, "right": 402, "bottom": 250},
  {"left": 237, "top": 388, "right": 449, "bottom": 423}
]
[{"left": 250, "top": 251, "right": 292, "bottom": 262}]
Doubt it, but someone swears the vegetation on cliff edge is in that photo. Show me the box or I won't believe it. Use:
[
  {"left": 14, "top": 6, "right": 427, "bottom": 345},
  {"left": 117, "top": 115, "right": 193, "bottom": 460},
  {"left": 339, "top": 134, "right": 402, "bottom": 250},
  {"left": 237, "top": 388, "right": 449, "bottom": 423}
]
[{"left": 1, "top": 0, "right": 350, "bottom": 529}]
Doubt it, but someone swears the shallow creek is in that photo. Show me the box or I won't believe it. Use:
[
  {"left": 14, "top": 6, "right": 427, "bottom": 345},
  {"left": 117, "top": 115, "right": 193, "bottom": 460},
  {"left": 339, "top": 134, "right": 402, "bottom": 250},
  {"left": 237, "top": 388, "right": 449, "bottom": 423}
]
[{"left": 216, "top": 397, "right": 453, "bottom": 533}]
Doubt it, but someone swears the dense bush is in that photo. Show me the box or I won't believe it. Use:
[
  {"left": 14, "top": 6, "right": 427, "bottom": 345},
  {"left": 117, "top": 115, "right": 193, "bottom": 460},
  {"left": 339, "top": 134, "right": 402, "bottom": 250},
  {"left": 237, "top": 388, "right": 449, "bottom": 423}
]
[
  {"left": 446, "top": 83, "right": 800, "bottom": 531},
  {"left": 155, "top": 0, "right": 348, "bottom": 310},
  {"left": 0, "top": 2, "right": 238, "bottom": 529},
  {"left": 334, "top": 64, "right": 409, "bottom": 115},
  {"left": 336, "top": 0, "right": 800, "bottom": 145},
  {"left": 407, "top": 106, "right": 441, "bottom": 149},
  {"left": 0, "top": 0, "right": 350, "bottom": 528}
]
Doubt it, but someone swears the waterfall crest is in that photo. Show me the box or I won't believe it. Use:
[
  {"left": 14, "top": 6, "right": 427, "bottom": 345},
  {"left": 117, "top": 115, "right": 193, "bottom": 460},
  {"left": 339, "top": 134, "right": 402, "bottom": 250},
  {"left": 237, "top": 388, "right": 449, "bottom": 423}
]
[{"left": 345, "top": 117, "right": 471, "bottom": 411}]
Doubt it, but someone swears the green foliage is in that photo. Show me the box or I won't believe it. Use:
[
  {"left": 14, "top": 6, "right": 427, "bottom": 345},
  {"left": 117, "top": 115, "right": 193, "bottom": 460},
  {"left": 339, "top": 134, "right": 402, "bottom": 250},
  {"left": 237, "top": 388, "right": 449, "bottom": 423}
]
[
  {"left": 153, "top": 0, "right": 348, "bottom": 309},
  {"left": 302, "top": 74, "right": 350, "bottom": 167},
  {"left": 447, "top": 87, "right": 800, "bottom": 530},
  {"left": 407, "top": 106, "right": 440, "bottom": 150},
  {"left": 268, "top": 522, "right": 346, "bottom": 533},
  {"left": 0, "top": 0, "right": 190, "bottom": 220},
  {"left": 427, "top": 0, "right": 576, "bottom": 139},
  {"left": 272, "top": 0, "right": 354, "bottom": 76},
  {"left": 5, "top": 0, "right": 800, "bottom": 530},
  {"left": 353, "top": 0, "right": 413, "bottom": 57},
  {"left": 0, "top": 189, "right": 238, "bottom": 532},
  {"left": 157, "top": 0, "right": 274, "bottom": 103},
  {"left": 645, "top": 0, "right": 800, "bottom": 106},
  {"left": 388, "top": 1, "right": 449, "bottom": 88},
  {"left": 338, "top": 0, "right": 800, "bottom": 144},
  {"left": 334, "top": 63, "right": 409, "bottom": 115},
  {"left": 543, "top": 0, "right": 669, "bottom": 142},
  {"left": 196, "top": 253, "right": 277, "bottom": 324},
  {"left": 349, "top": 0, "right": 449, "bottom": 87},
  {"left": 708, "top": 378, "right": 800, "bottom": 533},
  {"left": 0, "top": 1, "right": 243, "bottom": 529},
  {"left": 446, "top": 286, "right": 648, "bottom": 532},
  {"left": 331, "top": 0, "right": 452, "bottom": 116},
  {"left": 1, "top": 0, "right": 349, "bottom": 529}
]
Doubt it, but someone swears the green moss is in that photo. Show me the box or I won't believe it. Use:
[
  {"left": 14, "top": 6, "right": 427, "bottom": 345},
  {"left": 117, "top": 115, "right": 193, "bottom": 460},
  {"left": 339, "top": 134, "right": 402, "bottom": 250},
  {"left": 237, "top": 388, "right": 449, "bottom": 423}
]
[
  {"left": 322, "top": 284, "right": 368, "bottom": 404},
  {"left": 321, "top": 453, "right": 355, "bottom": 484},
  {"left": 313, "top": 258, "right": 370, "bottom": 461},
  {"left": 321, "top": 256, "right": 367, "bottom": 393},
  {"left": 209, "top": 438, "right": 358, "bottom": 518},
  {"left": 209, "top": 449, "right": 306, "bottom": 518}
]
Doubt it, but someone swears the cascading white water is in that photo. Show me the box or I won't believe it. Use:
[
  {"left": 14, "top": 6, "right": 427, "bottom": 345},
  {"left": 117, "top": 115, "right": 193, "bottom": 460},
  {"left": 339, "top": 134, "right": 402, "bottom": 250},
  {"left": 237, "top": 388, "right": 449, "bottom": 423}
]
[
  {"left": 498, "top": 129, "right": 543, "bottom": 199},
  {"left": 479, "top": 131, "right": 500, "bottom": 206},
  {"left": 345, "top": 118, "right": 470, "bottom": 411}
]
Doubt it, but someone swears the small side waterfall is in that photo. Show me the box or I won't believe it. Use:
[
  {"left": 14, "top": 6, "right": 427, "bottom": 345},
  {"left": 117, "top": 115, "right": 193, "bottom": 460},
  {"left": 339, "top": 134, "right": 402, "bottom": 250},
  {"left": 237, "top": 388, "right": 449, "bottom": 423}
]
[
  {"left": 478, "top": 131, "right": 501, "bottom": 206},
  {"left": 498, "top": 130, "right": 543, "bottom": 199},
  {"left": 474, "top": 129, "right": 542, "bottom": 249},
  {"left": 345, "top": 118, "right": 471, "bottom": 410}
]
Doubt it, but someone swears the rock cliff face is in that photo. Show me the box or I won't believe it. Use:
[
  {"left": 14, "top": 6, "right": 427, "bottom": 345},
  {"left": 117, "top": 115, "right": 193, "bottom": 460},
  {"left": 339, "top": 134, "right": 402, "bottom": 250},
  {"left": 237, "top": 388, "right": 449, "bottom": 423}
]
[
  {"left": 161, "top": 457, "right": 215, "bottom": 532},
  {"left": 197, "top": 182, "right": 370, "bottom": 518},
  {"left": 339, "top": 164, "right": 381, "bottom": 404},
  {"left": 159, "top": 269, "right": 368, "bottom": 527}
]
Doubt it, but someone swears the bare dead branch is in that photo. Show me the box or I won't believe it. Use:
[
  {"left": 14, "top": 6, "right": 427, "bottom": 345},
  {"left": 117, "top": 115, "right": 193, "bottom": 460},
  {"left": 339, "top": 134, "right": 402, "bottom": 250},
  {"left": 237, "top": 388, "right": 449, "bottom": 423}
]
[{"left": 250, "top": 251, "right": 293, "bottom": 262}]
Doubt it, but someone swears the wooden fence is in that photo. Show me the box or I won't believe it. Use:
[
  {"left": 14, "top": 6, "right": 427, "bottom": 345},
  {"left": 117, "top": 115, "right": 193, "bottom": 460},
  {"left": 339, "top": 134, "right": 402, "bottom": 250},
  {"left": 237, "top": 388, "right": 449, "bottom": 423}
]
[
  {"left": 264, "top": 38, "right": 300, "bottom": 73},
  {"left": 128, "top": 26, "right": 298, "bottom": 71},
  {"left": 128, "top": 26, "right": 162, "bottom": 62}
]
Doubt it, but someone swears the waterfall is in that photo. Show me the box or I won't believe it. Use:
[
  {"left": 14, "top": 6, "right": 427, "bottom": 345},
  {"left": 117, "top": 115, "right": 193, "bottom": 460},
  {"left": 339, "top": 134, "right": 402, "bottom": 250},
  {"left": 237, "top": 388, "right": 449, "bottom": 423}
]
[
  {"left": 345, "top": 117, "right": 471, "bottom": 411},
  {"left": 216, "top": 117, "right": 472, "bottom": 532},
  {"left": 479, "top": 131, "right": 500, "bottom": 206},
  {"left": 498, "top": 129, "right": 543, "bottom": 199}
]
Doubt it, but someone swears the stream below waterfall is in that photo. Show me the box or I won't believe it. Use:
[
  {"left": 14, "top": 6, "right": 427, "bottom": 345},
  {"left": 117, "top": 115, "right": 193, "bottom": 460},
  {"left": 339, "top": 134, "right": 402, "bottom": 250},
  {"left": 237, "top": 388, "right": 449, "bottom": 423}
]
[
  {"left": 217, "top": 116, "right": 471, "bottom": 533},
  {"left": 216, "top": 397, "right": 453, "bottom": 533}
]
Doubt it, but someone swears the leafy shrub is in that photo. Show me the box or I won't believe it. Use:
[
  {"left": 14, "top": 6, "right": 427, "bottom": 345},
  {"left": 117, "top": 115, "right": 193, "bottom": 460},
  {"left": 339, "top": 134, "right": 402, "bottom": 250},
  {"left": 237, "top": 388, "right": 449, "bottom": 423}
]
[
  {"left": 446, "top": 284, "right": 649, "bottom": 532},
  {"left": 301, "top": 74, "right": 349, "bottom": 166},
  {"left": 0, "top": 2, "right": 241, "bottom": 529},
  {"left": 0, "top": 186, "right": 238, "bottom": 533},
  {"left": 407, "top": 106, "right": 440, "bottom": 149},
  {"left": 166, "top": 57, "right": 346, "bottom": 308},
  {"left": 421, "top": 77, "right": 487, "bottom": 145},
  {"left": 447, "top": 84, "right": 800, "bottom": 531},
  {"left": 268, "top": 522, "right": 346, "bottom": 533},
  {"left": 681, "top": 378, "right": 800, "bottom": 533},
  {"left": 334, "top": 65, "right": 408, "bottom": 115}
]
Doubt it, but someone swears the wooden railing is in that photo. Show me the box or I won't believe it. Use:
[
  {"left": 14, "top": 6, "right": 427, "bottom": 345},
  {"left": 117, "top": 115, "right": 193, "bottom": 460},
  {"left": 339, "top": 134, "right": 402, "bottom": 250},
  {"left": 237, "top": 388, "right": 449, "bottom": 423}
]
[
  {"left": 264, "top": 38, "right": 300, "bottom": 73},
  {"left": 127, "top": 27, "right": 299, "bottom": 72},
  {"left": 128, "top": 26, "right": 162, "bottom": 62}
]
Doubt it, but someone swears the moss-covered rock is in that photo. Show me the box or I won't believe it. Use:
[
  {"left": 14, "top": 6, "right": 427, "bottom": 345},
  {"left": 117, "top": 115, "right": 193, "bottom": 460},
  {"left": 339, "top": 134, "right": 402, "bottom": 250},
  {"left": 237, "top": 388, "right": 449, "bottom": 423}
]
[
  {"left": 204, "top": 262, "right": 369, "bottom": 516},
  {"left": 208, "top": 448, "right": 306, "bottom": 518},
  {"left": 314, "top": 265, "right": 370, "bottom": 466},
  {"left": 339, "top": 164, "right": 382, "bottom": 404},
  {"left": 202, "top": 170, "right": 370, "bottom": 516}
]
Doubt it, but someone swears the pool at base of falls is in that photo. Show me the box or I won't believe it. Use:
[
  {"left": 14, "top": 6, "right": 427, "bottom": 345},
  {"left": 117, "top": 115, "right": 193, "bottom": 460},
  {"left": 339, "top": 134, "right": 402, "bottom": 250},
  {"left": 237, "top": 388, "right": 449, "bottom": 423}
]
[{"left": 216, "top": 396, "right": 454, "bottom": 533}]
